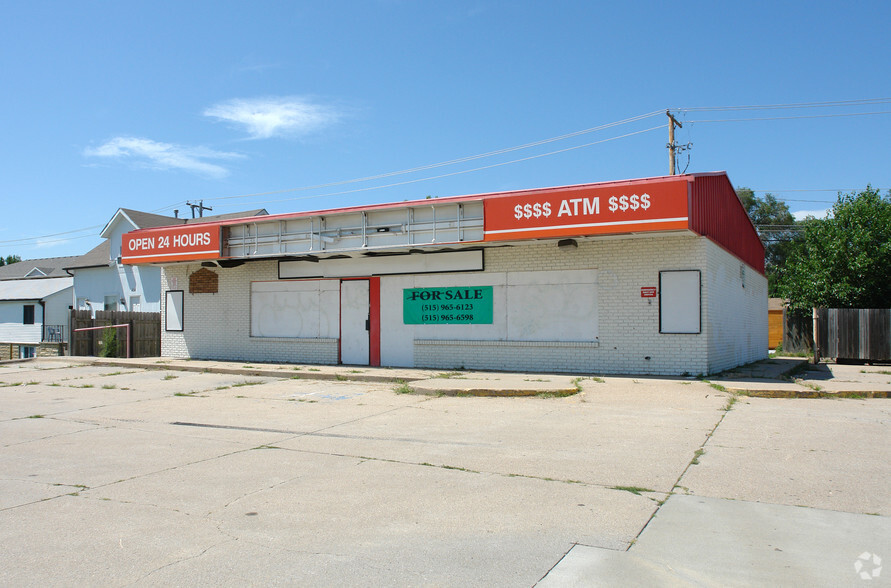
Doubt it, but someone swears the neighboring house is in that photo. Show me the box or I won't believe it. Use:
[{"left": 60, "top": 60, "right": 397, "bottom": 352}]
[
  {"left": 0, "top": 274, "right": 73, "bottom": 359},
  {"left": 65, "top": 208, "right": 267, "bottom": 314}
]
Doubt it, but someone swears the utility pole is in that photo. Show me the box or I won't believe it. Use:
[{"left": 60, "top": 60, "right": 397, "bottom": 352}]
[
  {"left": 186, "top": 200, "right": 213, "bottom": 219},
  {"left": 666, "top": 110, "right": 683, "bottom": 175}
]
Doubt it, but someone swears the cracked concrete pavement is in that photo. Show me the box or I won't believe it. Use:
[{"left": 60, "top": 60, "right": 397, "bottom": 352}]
[{"left": 0, "top": 358, "right": 888, "bottom": 586}]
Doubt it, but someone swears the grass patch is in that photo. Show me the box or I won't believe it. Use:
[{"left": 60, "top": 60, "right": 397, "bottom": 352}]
[
  {"left": 26, "top": 381, "right": 39, "bottom": 385},
  {"left": 48, "top": 382, "right": 61, "bottom": 387},
  {"left": 214, "top": 385, "right": 230, "bottom": 390},
  {"left": 232, "top": 380, "right": 263, "bottom": 387},
  {"left": 101, "top": 384, "right": 117, "bottom": 390},
  {"left": 163, "top": 374, "right": 178, "bottom": 381},
  {"left": 290, "top": 375, "right": 301, "bottom": 380},
  {"left": 102, "top": 371, "right": 123, "bottom": 377},
  {"left": 348, "top": 369, "right": 363, "bottom": 373},
  {"left": 691, "top": 448, "right": 705, "bottom": 465},
  {"left": 610, "top": 485, "right": 655, "bottom": 496},
  {"left": 393, "top": 380, "right": 413, "bottom": 395},
  {"left": 707, "top": 381, "right": 728, "bottom": 393},
  {"left": 308, "top": 368, "right": 320, "bottom": 372},
  {"left": 27, "top": 414, "right": 45, "bottom": 419},
  {"left": 335, "top": 374, "right": 347, "bottom": 381},
  {"left": 77, "top": 384, "right": 94, "bottom": 389},
  {"left": 292, "top": 366, "right": 302, "bottom": 371},
  {"left": 173, "top": 391, "right": 197, "bottom": 397}
]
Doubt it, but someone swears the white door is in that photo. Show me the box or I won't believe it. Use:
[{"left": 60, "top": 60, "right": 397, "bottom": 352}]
[{"left": 340, "top": 280, "right": 370, "bottom": 365}]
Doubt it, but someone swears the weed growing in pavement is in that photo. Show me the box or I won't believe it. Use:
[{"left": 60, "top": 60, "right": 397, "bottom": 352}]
[
  {"left": 27, "top": 414, "right": 44, "bottom": 419},
  {"left": 610, "top": 486, "right": 655, "bottom": 496},
  {"left": 308, "top": 368, "right": 320, "bottom": 372},
  {"left": 691, "top": 448, "right": 705, "bottom": 465},
  {"left": 232, "top": 380, "right": 263, "bottom": 387},
  {"left": 393, "top": 380, "right": 413, "bottom": 394},
  {"left": 434, "top": 372, "right": 463, "bottom": 379},
  {"left": 335, "top": 374, "right": 347, "bottom": 381},
  {"left": 163, "top": 374, "right": 178, "bottom": 381},
  {"left": 723, "top": 395, "right": 738, "bottom": 411},
  {"left": 101, "top": 384, "right": 116, "bottom": 390}
]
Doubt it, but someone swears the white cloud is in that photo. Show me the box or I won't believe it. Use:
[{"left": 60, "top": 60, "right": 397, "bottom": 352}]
[
  {"left": 793, "top": 208, "right": 831, "bottom": 221},
  {"left": 204, "top": 96, "right": 340, "bottom": 139},
  {"left": 84, "top": 137, "right": 243, "bottom": 179}
]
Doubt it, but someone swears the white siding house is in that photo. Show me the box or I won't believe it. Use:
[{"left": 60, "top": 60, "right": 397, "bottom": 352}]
[{"left": 0, "top": 277, "right": 73, "bottom": 358}]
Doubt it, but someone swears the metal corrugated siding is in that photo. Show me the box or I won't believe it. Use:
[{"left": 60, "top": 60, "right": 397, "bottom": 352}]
[{"left": 690, "top": 174, "right": 765, "bottom": 274}]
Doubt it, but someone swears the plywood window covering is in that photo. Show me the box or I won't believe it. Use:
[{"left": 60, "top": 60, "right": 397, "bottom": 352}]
[{"left": 659, "top": 270, "right": 701, "bottom": 334}]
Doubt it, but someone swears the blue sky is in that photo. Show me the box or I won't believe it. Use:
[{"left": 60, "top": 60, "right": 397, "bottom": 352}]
[{"left": 2, "top": 1, "right": 889, "bottom": 260}]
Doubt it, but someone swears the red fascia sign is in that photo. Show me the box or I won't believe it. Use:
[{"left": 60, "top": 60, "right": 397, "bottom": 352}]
[
  {"left": 482, "top": 179, "right": 689, "bottom": 241},
  {"left": 121, "top": 224, "right": 221, "bottom": 264},
  {"left": 640, "top": 287, "right": 658, "bottom": 298}
]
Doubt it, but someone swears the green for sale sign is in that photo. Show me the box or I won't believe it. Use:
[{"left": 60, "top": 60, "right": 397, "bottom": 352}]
[{"left": 403, "top": 286, "right": 493, "bottom": 324}]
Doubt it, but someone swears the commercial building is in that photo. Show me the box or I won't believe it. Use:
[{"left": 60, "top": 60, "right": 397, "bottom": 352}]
[{"left": 122, "top": 172, "right": 767, "bottom": 375}]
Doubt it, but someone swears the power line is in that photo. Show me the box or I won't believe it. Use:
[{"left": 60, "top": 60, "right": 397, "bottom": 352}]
[
  {"left": 686, "top": 110, "right": 891, "bottom": 123},
  {"left": 676, "top": 97, "right": 891, "bottom": 113},
  {"left": 200, "top": 110, "right": 665, "bottom": 205},
  {"left": 214, "top": 125, "right": 667, "bottom": 209},
  {"left": 3, "top": 111, "right": 667, "bottom": 246}
]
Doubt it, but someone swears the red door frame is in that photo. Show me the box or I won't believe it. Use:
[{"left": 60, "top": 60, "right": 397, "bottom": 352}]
[{"left": 338, "top": 277, "right": 380, "bottom": 366}]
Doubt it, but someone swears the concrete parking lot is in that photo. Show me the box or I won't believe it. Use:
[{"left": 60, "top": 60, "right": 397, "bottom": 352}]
[{"left": 0, "top": 358, "right": 888, "bottom": 586}]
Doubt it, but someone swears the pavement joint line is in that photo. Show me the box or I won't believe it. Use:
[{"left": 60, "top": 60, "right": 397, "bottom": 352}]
[
  {"left": 169, "top": 420, "right": 494, "bottom": 447},
  {"left": 620, "top": 389, "right": 736, "bottom": 551}
]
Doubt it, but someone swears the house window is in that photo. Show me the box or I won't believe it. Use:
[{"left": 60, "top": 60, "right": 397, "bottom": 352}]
[
  {"left": 20, "top": 346, "right": 36, "bottom": 359},
  {"left": 23, "top": 305, "right": 35, "bottom": 325},
  {"left": 104, "top": 295, "right": 118, "bottom": 311}
]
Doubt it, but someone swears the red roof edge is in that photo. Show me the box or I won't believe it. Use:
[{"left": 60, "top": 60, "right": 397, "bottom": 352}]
[{"left": 690, "top": 173, "right": 765, "bottom": 274}]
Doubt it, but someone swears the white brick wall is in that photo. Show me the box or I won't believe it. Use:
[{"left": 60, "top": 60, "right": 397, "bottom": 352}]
[
  {"left": 161, "top": 262, "right": 339, "bottom": 364},
  {"left": 158, "top": 233, "right": 767, "bottom": 375}
]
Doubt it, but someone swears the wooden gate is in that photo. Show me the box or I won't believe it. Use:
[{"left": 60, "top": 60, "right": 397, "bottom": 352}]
[
  {"left": 70, "top": 310, "right": 161, "bottom": 358},
  {"left": 815, "top": 308, "right": 891, "bottom": 362}
]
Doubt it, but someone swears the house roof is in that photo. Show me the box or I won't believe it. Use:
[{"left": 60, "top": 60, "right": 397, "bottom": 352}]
[
  {"left": 0, "top": 276, "right": 73, "bottom": 301},
  {"left": 101, "top": 207, "right": 269, "bottom": 238},
  {"left": 62, "top": 241, "right": 111, "bottom": 271},
  {"left": 0, "top": 254, "right": 89, "bottom": 280}
]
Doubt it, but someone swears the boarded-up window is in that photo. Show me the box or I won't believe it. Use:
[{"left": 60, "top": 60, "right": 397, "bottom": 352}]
[
  {"left": 166, "top": 290, "right": 184, "bottom": 331},
  {"left": 250, "top": 280, "right": 340, "bottom": 338},
  {"left": 659, "top": 270, "right": 701, "bottom": 334}
]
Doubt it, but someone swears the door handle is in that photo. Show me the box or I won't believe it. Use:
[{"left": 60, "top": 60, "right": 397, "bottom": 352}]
[{"left": 365, "top": 318, "right": 370, "bottom": 331}]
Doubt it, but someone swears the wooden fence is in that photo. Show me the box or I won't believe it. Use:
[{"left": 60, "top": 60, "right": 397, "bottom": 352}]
[
  {"left": 70, "top": 310, "right": 161, "bottom": 358},
  {"left": 814, "top": 308, "right": 890, "bottom": 362}
]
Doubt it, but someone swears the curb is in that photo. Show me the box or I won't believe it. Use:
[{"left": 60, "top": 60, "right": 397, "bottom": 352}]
[
  {"left": 731, "top": 388, "right": 890, "bottom": 399},
  {"left": 89, "top": 358, "right": 415, "bottom": 384}
]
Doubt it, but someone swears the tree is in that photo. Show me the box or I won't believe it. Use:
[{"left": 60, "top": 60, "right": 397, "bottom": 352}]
[
  {"left": 0, "top": 254, "right": 21, "bottom": 267},
  {"left": 778, "top": 186, "right": 891, "bottom": 314},
  {"left": 736, "top": 188, "right": 799, "bottom": 296}
]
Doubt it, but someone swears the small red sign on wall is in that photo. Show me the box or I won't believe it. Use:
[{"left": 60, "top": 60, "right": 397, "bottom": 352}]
[{"left": 641, "top": 287, "right": 657, "bottom": 298}]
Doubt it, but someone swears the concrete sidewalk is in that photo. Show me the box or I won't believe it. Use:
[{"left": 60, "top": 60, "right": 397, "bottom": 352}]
[{"left": 38, "top": 355, "right": 891, "bottom": 398}]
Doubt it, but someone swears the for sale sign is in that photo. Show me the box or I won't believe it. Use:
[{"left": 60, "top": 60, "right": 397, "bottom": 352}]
[{"left": 403, "top": 286, "right": 494, "bottom": 324}]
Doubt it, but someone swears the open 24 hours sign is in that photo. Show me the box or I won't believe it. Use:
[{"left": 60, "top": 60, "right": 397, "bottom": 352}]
[
  {"left": 482, "top": 178, "right": 689, "bottom": 241},
  {"left": 403, "top": 287, "right": 494, "bottom": 324}
]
